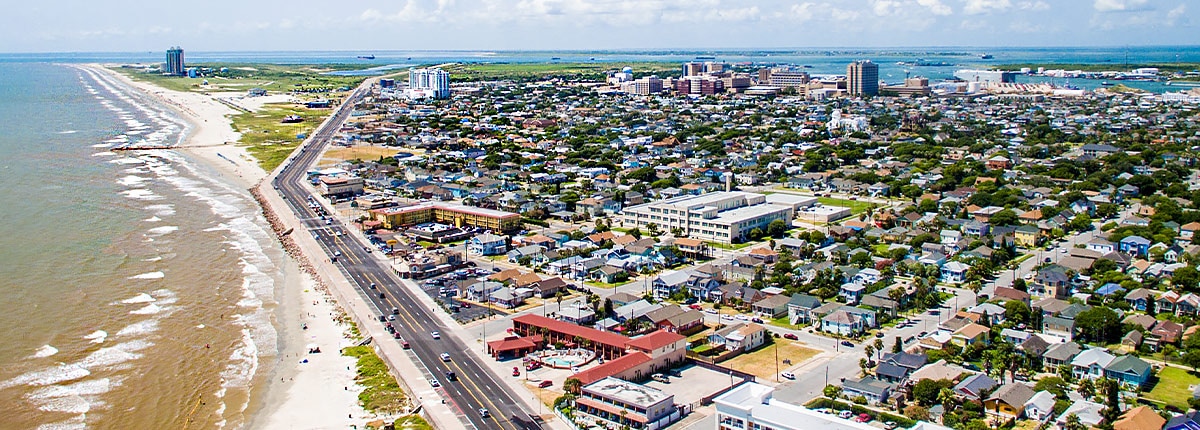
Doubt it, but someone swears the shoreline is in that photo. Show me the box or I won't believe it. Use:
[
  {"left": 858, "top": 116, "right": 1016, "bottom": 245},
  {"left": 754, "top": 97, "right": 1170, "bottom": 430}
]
[{"left": 87, "top": 64, "right": 369, "bottom": 429}]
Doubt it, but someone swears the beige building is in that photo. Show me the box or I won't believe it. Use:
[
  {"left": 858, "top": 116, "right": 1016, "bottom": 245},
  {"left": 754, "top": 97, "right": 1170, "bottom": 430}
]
[
  {"left": 847, "top": 60, "right": 879, "bottom": 96},
  {"left": 620, "top": 192, "right": 793, "bottom": 244}
]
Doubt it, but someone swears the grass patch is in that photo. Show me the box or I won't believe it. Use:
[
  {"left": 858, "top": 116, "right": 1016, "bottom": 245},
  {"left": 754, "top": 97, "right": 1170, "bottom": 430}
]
[
  {"left": 391, "top": 415, "right": 434, "bottom": 430},
  {"left": 724, "top": 341, "right": 821, "bottom": 380},
  {"left": 1144, "top": 366, "right": 1200, "bottom": 410},
  {"left": 1013, "top": 253, "right": 1034, "bottom": 264},
  {"left": 111, "top": 63, "right": 366, "bottom": 94},
  {"left": 229, "top": 103, "right": 329, "bottom": 171},
  {"left": 768, "top": 316, "right": 799, "bottom": 330},
  {"left": 583, "top": 280, "right": 627, "bottom": 289},
  {"left": 441, "top": 62, "right": 679, "bottom": 83},
  {"left": 343, "top": 346, "right": 410, "bottom": 415},
  {"left": 817, "top": 197, "right": 874, "bottom": 215},
  {"left": 706, "top": 241, "right": 758, "bottom": 250}
]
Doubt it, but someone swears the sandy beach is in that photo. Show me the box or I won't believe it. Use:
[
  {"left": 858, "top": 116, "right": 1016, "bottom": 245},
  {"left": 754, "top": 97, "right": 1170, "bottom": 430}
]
[{"left": 89, "top": 64, "right": 370, "bottom": 429}]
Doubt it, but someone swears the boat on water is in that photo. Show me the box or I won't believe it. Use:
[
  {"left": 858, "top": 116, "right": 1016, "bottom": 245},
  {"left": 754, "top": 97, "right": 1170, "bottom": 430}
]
[
  {"left": 550, "top": 57, "right": 561, "bottom": 60},
  {"left": 980, "top": 53, "right": 994, "bottom": 59},
  {"left": 695, "top": 56, "right": 716, "bottom": 60},
  {"left": 357, "top": 55, "right": 375, "bottom": 60},
  {"left": 1101, "top": 81, "right": 1113, "bottom": 86}
]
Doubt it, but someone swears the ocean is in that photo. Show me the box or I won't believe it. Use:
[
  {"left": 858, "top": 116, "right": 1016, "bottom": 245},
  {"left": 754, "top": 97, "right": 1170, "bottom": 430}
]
[{"left": 0, "top": 62, "right": 288, "bottom": 429}]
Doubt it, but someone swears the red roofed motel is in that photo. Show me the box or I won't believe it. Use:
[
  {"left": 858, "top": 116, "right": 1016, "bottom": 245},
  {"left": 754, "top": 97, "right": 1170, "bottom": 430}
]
[
  {"left": 369, "top": 202, "right": 520, "bottom": 232},
  {"left": 510, "top": 314, "right": 686, "bottom": 383}
]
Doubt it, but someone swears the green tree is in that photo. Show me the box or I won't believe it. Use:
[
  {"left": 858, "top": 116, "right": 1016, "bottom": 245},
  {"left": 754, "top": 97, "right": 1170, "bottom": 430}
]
[
  {"left": 1005, "top": 300, "right": 1032, "bottom": 326},
  {"left": 824, "top": 384, "right": 843, "bottom": 399},
  {"left": 913, "top": 379, "right": 953, "bottom": 406},
  {"left": 563, "top": 377, "right": 582, "bottom": 394},
  {"left": 1173, "top": 266, "right": 1200, "bottom": 291},
  {"left": 767, "top": 219, "right": 789, "bottom": 238},
  {"left": 1075, "top": 306, "right": 1122, "bottom": 343},
  {"left": 990, "top": 209, "right": 1018, "bottom": 226},
  {"left": 1034, "top": 376, "right": 1070, "bottom": 399},
  {"left": 903, "top": 404, "right": 931, "bottom": 421}
]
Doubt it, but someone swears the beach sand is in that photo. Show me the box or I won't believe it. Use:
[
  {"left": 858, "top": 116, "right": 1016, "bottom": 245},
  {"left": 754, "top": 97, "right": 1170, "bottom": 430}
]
[{"left": 89, "top": 65, "right": 368, "bottom": 428}]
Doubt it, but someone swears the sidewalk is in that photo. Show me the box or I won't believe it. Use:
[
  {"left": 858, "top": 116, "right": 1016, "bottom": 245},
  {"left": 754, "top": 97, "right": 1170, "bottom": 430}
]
[{"left": 257, "top": 183, "right": 469, "bottom": 430}]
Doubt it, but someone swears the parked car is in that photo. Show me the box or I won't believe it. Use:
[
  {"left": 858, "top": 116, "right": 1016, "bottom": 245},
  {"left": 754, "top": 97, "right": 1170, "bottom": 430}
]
[
  {"left": 751, "top": 317, "right": 763, "bottom": 323},
  {"left": 855, "top": 413, "right": 871, "bottom": 423},
  {"left": 538, "top": 380, "right": 553, "bottom": 388},
  {"left": 780, "top": 372, "right": 795, "bottom": 380},
  {"left": 512, "top": 367, "right": 521, "bottom": 377},
  {"left": 838, "top": 411, "right": 853, "bottom": 419},
  {"left": 783, "top": 333, "right": 798, "bottom": 340}
]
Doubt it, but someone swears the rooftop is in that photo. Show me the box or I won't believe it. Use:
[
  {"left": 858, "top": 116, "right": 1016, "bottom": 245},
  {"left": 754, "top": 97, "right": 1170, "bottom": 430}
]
[{"left": 584, "top": 376, "right": 673, "bottom": 407}]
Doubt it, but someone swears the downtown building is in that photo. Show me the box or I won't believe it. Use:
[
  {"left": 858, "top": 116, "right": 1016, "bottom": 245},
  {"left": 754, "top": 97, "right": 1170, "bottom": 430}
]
[
  {"left": 847, "top": 60, "right": 879, "bottom": 97},
  {"left": 406, "top": 67, "right": 451, "bottom": 99},
  {"left": 619, "top": 192, "right": 794, "bottom": 244},
  {"left": 621, "top": 76, "right": 664, "bottom": 95},
  {"left": 675, "top": 76, "right": 725, "bottom": 95}
]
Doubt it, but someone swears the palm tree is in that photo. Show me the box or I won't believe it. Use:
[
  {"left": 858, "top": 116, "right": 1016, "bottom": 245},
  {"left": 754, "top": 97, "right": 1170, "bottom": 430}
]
[
  {"left": 874, "top": 339, "right": 885, "bottom": 360},
  {"left": 563, "top": 377, "right": 582, "bottom": 394}
]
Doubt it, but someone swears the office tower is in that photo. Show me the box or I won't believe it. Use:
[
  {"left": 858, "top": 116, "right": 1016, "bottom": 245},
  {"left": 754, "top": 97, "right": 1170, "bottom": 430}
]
[
  {"left": 847, "top": 60, "right": 879, "bottom": 97},
  {"left": 165, "top": 47, "right": 185, "bottom": 76}
]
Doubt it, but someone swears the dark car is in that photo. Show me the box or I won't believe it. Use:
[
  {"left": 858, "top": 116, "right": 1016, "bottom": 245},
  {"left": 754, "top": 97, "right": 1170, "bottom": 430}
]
[
  {"left": 783, "top": 333, "right": 798, "bottom": 340},
  {"left": 841, "top": 340, "right": 854, "bottom": 347},
  {"left": 445, "top": 371, "right": 457, "bottom": 381}
]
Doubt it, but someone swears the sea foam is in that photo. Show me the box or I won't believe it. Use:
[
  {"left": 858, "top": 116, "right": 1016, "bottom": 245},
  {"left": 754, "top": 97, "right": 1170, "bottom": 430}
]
[
  {"left": 129, "top": 271, "right": 164, "bottom": 280},
  {"left": 120, "top": 293, "right": 156, "bottom": 304},
  {"left": 83, "top": 330, "right": 107, "bottom": 344},
  {"left": 31, "top": 345, "right": 59, "bottom": 359}
]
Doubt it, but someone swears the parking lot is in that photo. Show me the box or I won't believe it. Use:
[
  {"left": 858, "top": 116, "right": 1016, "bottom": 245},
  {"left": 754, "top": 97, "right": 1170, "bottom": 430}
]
[
  {"left": 417, "top": 269, "right": 507, "bottom": 324},
  {"left": 642, "top": 364, "right": 736, "bottom": 406}
]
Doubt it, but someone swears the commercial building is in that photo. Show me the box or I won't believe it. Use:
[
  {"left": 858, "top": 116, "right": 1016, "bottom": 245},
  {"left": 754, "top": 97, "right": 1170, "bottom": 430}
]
[
  {"left": 682, "top": 62, "right": 706, "bottom": 77},
  {"left": 577, "top": 377, "right": 681, "bottom": 430},
  {"left": 954, "top": 69, "right": 1018, "bottom": 84},
  {"left": 165, "top": 47, "right": 185, "bottom": 76},
  {"left": 676, "top": 76, "right": 725, "bottom": 95},
  {"left": 318, "top": 176, "right": 364, "bottom": 198},
  {"left": 881, "top": 77, "right": 932, "bottom": 97},
  {"left": 369, "top": 202, "right": 520, "bottom": 232},
  {"left": 407, "top": 67, "right": 451, "bottom": 99},
  {"left": 759, "top": 67, "right": 811, "bottom": 88},
  {"left": 622, "top": 76, "right": 664, "bottom": 95},
  {"left": 847, "top": 60, "right": 879, "bottom": 97},
  {"left": 715, "top": 382, "right": 878, "bottom": 430},
  {"left": 509, "top": 315, "right": 686, "bottom": 383},
  {"left": 796, "top": 204, "right": 852, "bottom": 223},
  {"left": 620, "top": 192, "right": 794, "bottom": 244}
]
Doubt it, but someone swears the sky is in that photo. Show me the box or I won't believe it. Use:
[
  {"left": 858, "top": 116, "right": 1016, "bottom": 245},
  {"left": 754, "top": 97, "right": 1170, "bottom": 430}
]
[{"left": 2, "top": 0, "right": 1194, "bottom": 52}]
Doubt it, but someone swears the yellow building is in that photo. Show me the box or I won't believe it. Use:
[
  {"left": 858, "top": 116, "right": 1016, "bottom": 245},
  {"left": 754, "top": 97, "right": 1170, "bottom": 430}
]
[
  {"left": 1014, "top": 226, "right": 1040, "bottom": 248},
  {"left": 370, "top": 202, "right": 520, "bottom": 232}
]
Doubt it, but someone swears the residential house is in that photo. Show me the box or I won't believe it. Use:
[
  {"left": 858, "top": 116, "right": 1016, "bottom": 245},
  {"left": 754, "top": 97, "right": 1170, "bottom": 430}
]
[
  {"left": 839, "top": 283, "right": 867, "bottom": 305},
  {"left": 1024, "top": 390, "right": 1056, "bottom": 423},
  {"left": 822, "top": 310, "right": 864, "bottom": 336},
  {"left": 1055, "top": 400, "right": 1106, "bottom": 429},
  {"left": 842, "top": 377, "right": 895, "bottom": 406},
  {"left": 708, "top": 323, "right": 767, "bottom": 353},
  {"left": 952, "top": 324, "right": 991, "bottom": 348},
  {"left": 1113, "top": 406, "right": 1166, "bottom": 430},
  {"left": 1120, "top": 235, "right": 1152, "bottom": 257},
  {"left": 1014, "top": 225, "right": 1040, "bottom": 248},
  {"left": 984, "top": 384, "right": 1036, "bottom": 422},
  {"left": 1043, "top": 342, "right": 1082, "bottom": 372},
  {"left": 1042, "top": 316, "right": 1076, "bottom": 341},
  {"left": 940, "top": 261, "right": 970, "bottom": 284},
  {"left": 786, "top": 294, "right": 823, "bottom": 325},
  {"left": 954, "top": 373, "right": 999, "bottom": 401},
  {"left": 1124, "top": 288, "right": 1156, "bottom": 311},
  {"left": 1104, "top": 355, "right": 1153, "bottom": 388},
  {"left": 1087, "top": 238, "right": 1117, "bottom": 254},
  {"left": 751, "top": 294, "right": 791, "bottom": 319},
  {"left": 468, "top": 233, "right": 508, "bottom": 256},
  {"left": 875, "top": 352, "right": 928, "bottom": 384},
  {"left": 1071, "top": 348, "right": 1116, "bottom": 380}
]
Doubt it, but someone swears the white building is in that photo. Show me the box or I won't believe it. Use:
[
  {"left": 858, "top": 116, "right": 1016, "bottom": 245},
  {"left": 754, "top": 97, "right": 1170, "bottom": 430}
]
[
  {"left": 826, "top": 109, "right": 868, "bottom": 132},
  {"left": 407, "top": 68, "right": 450, "bottom": 99},
  {"left": 620, "top": 192, "right": 793, "bottom": 244},
  {"left": 715, "top": 382, "right": 878, "bottom": 430}
]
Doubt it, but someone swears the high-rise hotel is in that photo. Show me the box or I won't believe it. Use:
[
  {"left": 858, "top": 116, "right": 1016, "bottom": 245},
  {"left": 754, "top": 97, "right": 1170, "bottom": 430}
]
[
  {"left": 407, "top": 68, "right": 451, "bottom": 99},
  {"left": 165, "top": 47, "right": 185, "bottom": 76}
]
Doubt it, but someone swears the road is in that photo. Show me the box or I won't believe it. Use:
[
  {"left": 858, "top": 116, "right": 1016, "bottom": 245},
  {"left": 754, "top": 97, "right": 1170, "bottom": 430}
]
[{"left": 270, "top": 84, "right": 541, "bottom": 430}]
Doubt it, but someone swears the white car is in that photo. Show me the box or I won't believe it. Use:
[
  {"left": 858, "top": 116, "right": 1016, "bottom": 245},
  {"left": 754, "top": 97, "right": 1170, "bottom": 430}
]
[
  {"left": 431, "top": 331, "right": 441, "bottom": 339},
  {"left": 704, "top": 308, "right": 718, "bottom": 314},
  {"left": 781, "top": 372, "right": 796, "bottom": 380},
  {"left": 735, "top": 314, "right": 750, "bottom": 321},
  {"left": 440, "top": 352, "right": 451, "bottom": 362}
]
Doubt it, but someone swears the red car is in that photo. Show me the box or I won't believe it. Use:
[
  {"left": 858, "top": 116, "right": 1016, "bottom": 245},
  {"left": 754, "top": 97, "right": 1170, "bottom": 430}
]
[
  {"left": 689, "top": 304, "right": 702, "bottom": 310},
  {"left": 538, "top": 380, "right": 553, "bottom": 388},
  {"left": 783, "top": 333, "right": 798, "bottom": 340},
  {"left": 512, "top": 367, "right": 521, "bottom": 377},
  {"left": 855, "top": 413, "right": 871, "bottom": 423}
]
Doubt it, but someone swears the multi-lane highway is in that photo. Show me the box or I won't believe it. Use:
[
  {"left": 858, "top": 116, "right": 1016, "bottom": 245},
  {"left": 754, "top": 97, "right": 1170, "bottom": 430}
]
[{"left": 270, "top": 83, "right": 541, "bottom": 430}]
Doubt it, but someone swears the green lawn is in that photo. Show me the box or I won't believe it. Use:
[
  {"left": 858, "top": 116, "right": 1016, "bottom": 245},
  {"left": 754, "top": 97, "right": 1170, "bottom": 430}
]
[
  {"left": 817, "top": 197, "right": 875, "bottom": 215},
  {"left": 768, "top": 316, "right": 798, "bottom": 329},
  {"left": 230, "top": 103, "right": 328, "bottom": 171},
  {"left": 111, "top": 63, "right": 366, "bottom": 94},
  {"left": 706, "top": 241, "right": 758, "bottom": 250},
  {"left": 342, "top": 346, "right": 410, "bottom": 414},
  {"left": 392, "top": 415, "right": 434, "bottom": 430},
  {"left": 1144, "top": 366, "right": 1199, "bottom": 410}
]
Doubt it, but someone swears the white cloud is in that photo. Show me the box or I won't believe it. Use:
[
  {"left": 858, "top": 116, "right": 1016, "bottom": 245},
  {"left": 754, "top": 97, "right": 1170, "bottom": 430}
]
[
  {"left": 788, "top": 2, "right": 817, "bottom": 21},
  {"left": 1016, "top": 1, "right": 1049, "bottom": 11},
  {"left": 962, "top": 0, "right": 1011, "bottom": 15},
  {"left": 1094, "top": 0, "right": 1150, "bottom": 12},
  {"left": 1166, "top": 3, "right": 1187, "bottom": 25},
  {"left": 872, "top": 0, "right": 902, "bottom": 16},
  {"left": 830, "top": 7, "right": 861, "bottom": 20},
  {"left": 917, "top": 0, "right": 954, "bottom": 15}
]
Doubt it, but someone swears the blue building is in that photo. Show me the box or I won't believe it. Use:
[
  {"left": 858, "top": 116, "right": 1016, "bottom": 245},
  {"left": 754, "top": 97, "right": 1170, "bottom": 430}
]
[
  {"left": 165, "top": 46, "right": 185, "bottom": 76},
  {"left": 1119, "top": 235, "right": 1151, "bottom": 256}
]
